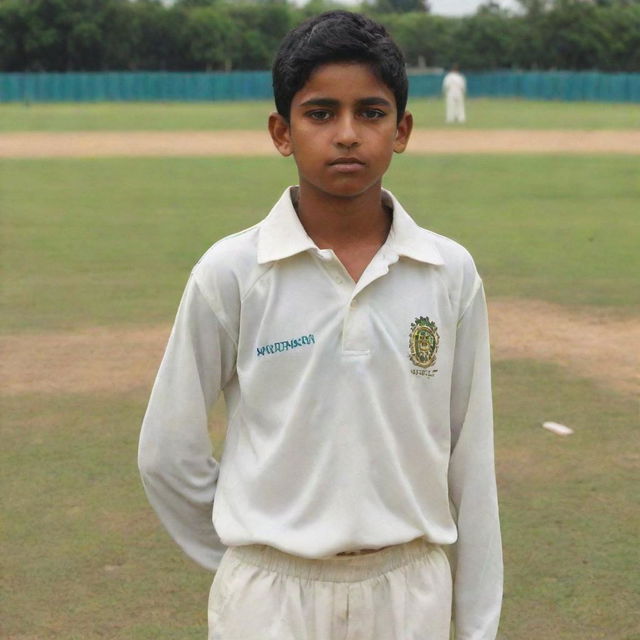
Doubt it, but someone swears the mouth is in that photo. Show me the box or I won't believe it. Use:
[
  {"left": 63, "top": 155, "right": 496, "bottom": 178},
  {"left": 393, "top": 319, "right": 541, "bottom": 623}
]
[
  {"left": 330, "top": 157, "right": 365, "bottom": 166},
  {"left": 328, "top": 157, "right": 366, "bottom": 172}
]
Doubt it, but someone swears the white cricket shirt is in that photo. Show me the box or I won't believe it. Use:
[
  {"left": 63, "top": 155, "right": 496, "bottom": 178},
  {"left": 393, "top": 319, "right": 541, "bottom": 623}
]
[
  {"left": 139, "top": 187, "right": 503, "bottom": 638},
  {"left": 443, "top": 71, "right": 467, "bottom": 98}
]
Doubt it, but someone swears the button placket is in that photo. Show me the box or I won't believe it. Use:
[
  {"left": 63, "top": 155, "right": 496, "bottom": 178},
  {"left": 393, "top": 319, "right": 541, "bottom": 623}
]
[
  {"left": 311, "top": 248, "right": 388, "bottom": 355},
  {"left": 340, "top": 251, "right": 395, "bottom": 354},
  {"left": 342, "top": 293, "right": 370, "bottom": 354},
  {"left": 314, "top": 249, "right": 351, "bottom": 292}
]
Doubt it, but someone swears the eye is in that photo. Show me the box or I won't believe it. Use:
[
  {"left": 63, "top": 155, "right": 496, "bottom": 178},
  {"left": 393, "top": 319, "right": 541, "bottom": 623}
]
[
  {"left": 361, "top": 108, "right": 386, "bottom": 119},
  {"left": 307, "top": 110, "right": 332, "bottom": 121}
]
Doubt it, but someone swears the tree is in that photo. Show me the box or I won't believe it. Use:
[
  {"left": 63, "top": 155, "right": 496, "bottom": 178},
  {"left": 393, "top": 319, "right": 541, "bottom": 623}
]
[
  {"left": 99, "top": 0, "right": 139, "bottom": 69},
  {"left": 476, "top": 1, "right": 509, "bottom": 14},
  {"left": 448, "top": 12, "right": 518, "bottom": 69},
  {"left": 0, "top": 0, "right": 30, "bottom": 70},
  {"left": 11, "top": 0, "right": 108, "bottom": 71},
  {"left": 1, "top": 0, "right": 638, "bottom": 72},
  {"left": 595, "top": 3, "right": 640, "bottom": 70},
  {"left": 371, "top": 0, "right": 430, "bottom": 13},
  {"left": 174, "top": 0, "right": 220, "bottom": 7},
  {"left": 224, "top": 3, "right": 294, "bottom": 69},
  {"left": 183, "top": 7, "right": 237, "bottom": 70},
  {"left": 383, "top": 13, "right": 452, "bottom": 67},
  {"left": 538, "top": 1, "right": 609, "bottom": 69},
  {"left": 516, "top": 0, "right": 553, "bottom": 15},
  {"left": 126, "top": 1, "right": 190, "bottom": 70}
]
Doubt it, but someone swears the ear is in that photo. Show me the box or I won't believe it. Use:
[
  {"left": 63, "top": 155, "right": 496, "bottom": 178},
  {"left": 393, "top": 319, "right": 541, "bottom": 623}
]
[
  {"left": 393, "top": 111, "right": 413, "bottom": 154},
  {"left": 269, "top": 112, "right": 293, "bottom": 157}
]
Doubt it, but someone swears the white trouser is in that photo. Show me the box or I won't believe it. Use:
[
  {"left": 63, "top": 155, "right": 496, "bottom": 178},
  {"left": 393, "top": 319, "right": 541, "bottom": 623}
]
[
  {"left": 208, "top": 538, "right": 452, "bottom": 640},
  {"left": 446, "top": 94, "right": 466, "bottom": 123}
]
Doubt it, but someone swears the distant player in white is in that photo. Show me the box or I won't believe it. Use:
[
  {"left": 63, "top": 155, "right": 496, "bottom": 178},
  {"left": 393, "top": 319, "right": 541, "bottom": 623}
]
[{"left": 443, "top": 64, "right": 466, "bottom": 123}]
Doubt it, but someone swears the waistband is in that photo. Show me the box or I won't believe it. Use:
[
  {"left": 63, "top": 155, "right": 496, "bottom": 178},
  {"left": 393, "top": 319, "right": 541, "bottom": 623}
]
[{"left": 226, "top": 538, "right": 438, "bottom": 583}]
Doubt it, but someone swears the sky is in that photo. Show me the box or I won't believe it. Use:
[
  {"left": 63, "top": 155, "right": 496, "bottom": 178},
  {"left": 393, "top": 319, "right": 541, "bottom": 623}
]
[
  {"left": 428, "top": 0, "right": 520, "bottom": 15},
  {"left": 315, "top": 0, "right": 522, "bottom": 16}
]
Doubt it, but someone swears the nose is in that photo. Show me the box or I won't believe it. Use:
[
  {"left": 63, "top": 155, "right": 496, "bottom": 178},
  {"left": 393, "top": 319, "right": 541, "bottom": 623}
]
[{"left": 334, "top": 114, "right": 360, "bottom": 149}]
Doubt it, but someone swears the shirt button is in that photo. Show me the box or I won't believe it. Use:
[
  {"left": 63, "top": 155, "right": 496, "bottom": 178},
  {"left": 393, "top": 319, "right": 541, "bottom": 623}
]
[{"left": 335, "top": 276, "right": 342, "bottom": 284}]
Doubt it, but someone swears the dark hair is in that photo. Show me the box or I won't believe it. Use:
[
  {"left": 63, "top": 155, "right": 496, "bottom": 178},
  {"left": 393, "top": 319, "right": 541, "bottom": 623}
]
[{"left": 272, "top": 11, "right": 408, "bottom": 123}]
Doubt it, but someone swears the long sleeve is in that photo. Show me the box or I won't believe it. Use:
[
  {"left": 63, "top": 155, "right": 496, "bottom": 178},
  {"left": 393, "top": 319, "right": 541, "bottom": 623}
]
[
  {"left": 448, "top": 279, "right": 503, "bottom": 639},
  {"left": 138, "top": 273, "right": 237, "bottom": 571}
]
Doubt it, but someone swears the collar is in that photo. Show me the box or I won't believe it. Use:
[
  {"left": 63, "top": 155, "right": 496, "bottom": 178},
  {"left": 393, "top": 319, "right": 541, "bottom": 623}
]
[
  {"left": 257, "top": 187, "right": 444, "bottom": 266},
  {"left": 257, "top": 187, "right": 316, "bottom": 264},
  {"left": 383, "top": 190, "right": 444, "bottom": 266}
]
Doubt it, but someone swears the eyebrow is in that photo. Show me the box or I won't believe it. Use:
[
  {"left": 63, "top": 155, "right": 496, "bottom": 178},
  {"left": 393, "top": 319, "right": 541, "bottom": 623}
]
[{"left": 298, "top": 96, "right": 393, "bottom": 108}]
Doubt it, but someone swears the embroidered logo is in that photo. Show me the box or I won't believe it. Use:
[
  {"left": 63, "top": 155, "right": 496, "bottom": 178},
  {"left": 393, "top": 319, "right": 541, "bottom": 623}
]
[{"left": 409, "top": 316, "right": 439, "bottom": 377}]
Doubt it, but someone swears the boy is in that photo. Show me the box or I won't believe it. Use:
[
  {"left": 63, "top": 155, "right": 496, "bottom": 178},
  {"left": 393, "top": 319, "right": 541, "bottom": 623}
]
[{"left": 139, "top": 11, "right": 502, "bottom": 640}]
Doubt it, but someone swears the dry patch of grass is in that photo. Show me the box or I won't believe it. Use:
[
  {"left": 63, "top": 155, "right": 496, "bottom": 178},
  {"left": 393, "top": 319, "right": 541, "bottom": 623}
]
[
  {"left": 1, "top": 129, "right": 640, "bottom": 158},
  {"left": 1, "top": 325, "right": 169, "bottom": 396},
  {"left": 3, "top": 298, "right": 637, "bottom": 398},
  {"left": 489, "top": 299, "right": 639, "bottom": 396}
]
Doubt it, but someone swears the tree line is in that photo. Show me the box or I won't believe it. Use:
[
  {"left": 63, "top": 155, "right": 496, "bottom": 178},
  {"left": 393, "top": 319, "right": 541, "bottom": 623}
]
[{"left": 1, "top": 0, "right": 638, "bottom": 73}]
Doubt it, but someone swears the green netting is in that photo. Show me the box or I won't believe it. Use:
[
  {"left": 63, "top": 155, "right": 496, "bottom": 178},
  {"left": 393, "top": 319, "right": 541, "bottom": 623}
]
[
  {"left": 460, "top": 71, "right": 639, "bottom": 102},
  {"left": 0, "top": 71, "right": 638, "bottom": 103},
  {"left": 0, "top": 71, "right": 274, "bottom": 103}
]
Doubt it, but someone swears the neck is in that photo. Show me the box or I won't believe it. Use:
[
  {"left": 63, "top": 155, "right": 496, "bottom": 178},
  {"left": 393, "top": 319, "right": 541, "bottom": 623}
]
[{"left": 294, "top": 182, "right": 391, "bottom": 252}]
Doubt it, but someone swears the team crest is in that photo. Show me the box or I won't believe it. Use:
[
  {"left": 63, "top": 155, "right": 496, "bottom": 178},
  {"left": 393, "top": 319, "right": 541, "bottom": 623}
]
[{"left": 409, "top": 316, "right": 439, "bottom": 374}]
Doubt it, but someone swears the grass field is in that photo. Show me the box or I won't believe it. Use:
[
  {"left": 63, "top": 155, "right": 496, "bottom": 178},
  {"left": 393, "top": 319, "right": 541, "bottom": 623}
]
[
  {"left": 1, "top": 97, "right": 639, "bottom": 132},
  {"left": 2, "top": 154, "right": 638, "bottom": 334},
  {"left": 2, "top": 99, "right": 639, "bottom": 639},
  {"left": 3, "top": 361, "right": 637, "bottom": 639}
]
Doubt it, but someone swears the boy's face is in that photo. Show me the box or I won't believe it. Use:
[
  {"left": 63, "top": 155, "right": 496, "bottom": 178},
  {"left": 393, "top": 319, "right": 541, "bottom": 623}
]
[{"left": 269, "top": 62, "right": 412, "bottom": 201}]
